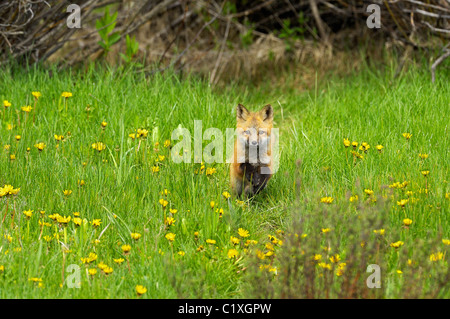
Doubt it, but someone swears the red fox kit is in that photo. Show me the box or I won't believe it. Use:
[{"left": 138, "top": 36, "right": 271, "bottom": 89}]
[{"left": 230, "top": 104, "right": 274, "bottom": 197}]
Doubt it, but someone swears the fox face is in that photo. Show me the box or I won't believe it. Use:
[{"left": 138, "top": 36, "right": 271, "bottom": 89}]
[{"left": 236, "top": 104, "right": 273, "bottom": 164}]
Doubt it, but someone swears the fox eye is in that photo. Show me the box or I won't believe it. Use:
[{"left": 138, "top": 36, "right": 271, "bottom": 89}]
[
  {"left": 243, "top": 130, "right": 250, "bottom": 135},
  {"left": 259, "top": 130, "right": 266, "bottom": 135}
]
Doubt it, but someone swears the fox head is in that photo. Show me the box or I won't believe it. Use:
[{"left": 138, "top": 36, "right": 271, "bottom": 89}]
[{"left": 235, "top": 104, "right": 273, "bottom": 164}]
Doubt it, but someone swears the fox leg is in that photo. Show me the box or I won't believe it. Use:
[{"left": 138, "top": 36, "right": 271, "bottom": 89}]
[{"left": 230, "top": 171, "right": 244, "bottom": 197}]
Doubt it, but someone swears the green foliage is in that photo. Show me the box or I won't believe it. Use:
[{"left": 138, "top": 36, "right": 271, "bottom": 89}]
[
  {"left": 278, "top": 14, "right": 308, "bottom": 52},
  {"left": 95, "top": 8, "right": 120, "bottom": 56},
  {"left": 119, "top": 35, "right": 141, "bottom": 66}
]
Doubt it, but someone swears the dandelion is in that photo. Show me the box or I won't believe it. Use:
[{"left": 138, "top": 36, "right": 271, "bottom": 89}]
[
  {"left": 402, "top": 132, "right": 412, "bottom": 140},
  {"left": 81, "top": 253, "right": 98, "bottom": 264},
  {"left": 121, "top": 244, "right": 132, "bottom": 254},
  {"left": 397, "top": 199, "right": 408, "bottom": 208},
  {"left": 73, "top": 217, "right": 82, "bottom": 227},
  {"left": 343, "top": 138, "right": 351, "bottom": 147},
  {"left": 364, "top": 189, "right": 374, "bottom": 196},
  {"left": 403, "top": 218, "right": 412, "bottom": 227},
  {"left": 373, "top": 229, "right": 385, "bottom": 235},
  {"left": 15, "top": 135, "right": 21, "bottom": 141},
  {"left": 151, "top": 166, "right": 160, "bottom": 173},
  {"left": 329, "top": 254, "right": 341, "bottom": 263},
  {"left": 135, "top": 285, "right": 147, "bottom": 296},
  {"left": 21, "top": 105, "right": 32, "bottom": 113},
  {"left": 3, "top": 100, "right": 11, "bottom": 108},
  {"left": 158, "top": 198, "right": 168, "bottom": 208},
  {"left": 32, "top": 92, "right": 41, "bottom": 99},
  {"left": 97, "top": 262, "right": 108, "bottom": 270},
  {"left": 320, "top": 196, "right": 334, "bottom": 204},
  {"left": 177, "top": 251, "right": 185, "bottom": 257},
  {"left": 23, "top": 210, "right": 33, "bottom": 220},
  {"left": 57, "top": 215, "right": 71, "bottom": 226},
  {"left": 442, "top": 239, "right": 450, "bottom": 246},
  {"left": 137, "top": 128, "right": 149, "bottom": 138},
  {"left": 313, "top": 254, "right": 322, "bottom": 261},
  {"left": 238, "top": 228, "right": 250, "bottom": 238},
  {"left": 34, "top": 142, "right": 46, "bottom": 151},
  {"left": 359, "top": 142, "right": 370, "bottom": 152},
  {"left": 376, "top": 145, "right": 384, "bottom": 153},
  {"left": 88, "top": 268, "right": 97, "bottom": 276},
  {"left": 169, "top": 208, "right": 177, "bottom": 214},
  {"left": 101, "top": 121, "right": 107, "bottom": 129},
  {"left": 349, "top": 195, "right": 358, "bottom": 202},
  {"left": 63, "top": 190, "right": 72, "bottom": 197},
  {"left": 205, "top": 167, "right": 216, "bottom": 176},
  {"left": 91, "top": 142, "right": 106, "bottom": 152},
  {"left": 61, "top": 92, "right": 73, "bottom": 98},
  {"left": 54, "top": 135, "right": 64, "bottom": 142},
  {"left": 163, "top": 140, "right": 171, "bottom": 148},
  {"left": 164, "top": 217, "right": 176, "bottom": 226},
  {"left": 165, "top": 233, "right": 175, "bottom": 242},
  {"left": 230, "top": 236, "right": 240, "bottom": 245},
  {"left": 103, "top": 266, "right": 113, "bottom": 275},
  {"left": 113, "top": 258, "right": 125, "bottom": 264},
  {"left": 131, "top": 233, "right": 142, "bottom": 241},
  {"left": 351, "top": 141, "right": 358, "bottom": 149},
  {"left": 429, "top": 252, "right": 444, "bottom": 262},
  {"left": 421, "top": 170, "right": 430, "bottom": 177},
  {"left": 210, "top": 201, "right": 215, "bottom": 209},
  {"left": 222, "top": 191, "right": 231, "bottom": 199},
  {"left": 227, "top": 249, "right": 239, "bottom": 259},
  {"left": 390, "top": 241, "right": 404, "bottom": 248},
  {"left": 91, "top": 219, "right": 101, "bottom": 227},
  {"left": 206, "top": 239, "right": 216, "bottom": 245},
  {"left": 418, "top": 153, "right": 428, "bottom": 160},
  {"left": 321, "top": 228, "right": 331, "bottom": 234}
]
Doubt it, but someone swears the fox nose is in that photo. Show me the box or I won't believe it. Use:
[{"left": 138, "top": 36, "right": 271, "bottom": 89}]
[{"left": 251, "top": 141, "right": 258, "bottom": 146}]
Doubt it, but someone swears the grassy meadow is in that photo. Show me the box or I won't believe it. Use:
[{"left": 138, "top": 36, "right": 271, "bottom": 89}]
[{"left": 0, "top": 63, "right": 449, "bottom": 298}]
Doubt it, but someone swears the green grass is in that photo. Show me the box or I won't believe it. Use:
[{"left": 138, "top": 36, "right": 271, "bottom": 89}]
[{"left": 0, "top": 62, "right": 449, "bottom": 298}]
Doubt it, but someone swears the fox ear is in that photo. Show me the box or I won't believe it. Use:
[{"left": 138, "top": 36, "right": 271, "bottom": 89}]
[
  {"left": 261, "top": 104, "right": 273, "bottom": 121},
  {"left": 236, "top": 104, "right": 249, "bottom": 121}
]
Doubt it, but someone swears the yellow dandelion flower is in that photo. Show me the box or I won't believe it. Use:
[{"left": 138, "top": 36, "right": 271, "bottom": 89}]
[
  {"left": 402, "top": 132, "right": 412, "bottom": 140},
  {"left": 343, "top": 138, "right": 351, "bottom": 147},
  {"left": 121, "top": 244, "right": 132, "bottom": 254},
  {"left": 131, "top": 233, "right": 142, "bottom": 240},
  {"left": 227, "top": 249, "right": 239, "bottom": 259},
  {"left": 403, "top": 218, "right": 412, "bottom": 226},
  {"left": 390, "top": 241, "right": 404, "bottom": 248},
  {"left": 34, "top": 142, "right": 46, "bottom": 151},
  {"left": 113, "top": 258, "right": 125, "bottom": 264},
  {"left": 165, "top": 233, "right": 175, "bottom": 242},
  {"left": 429, "top": 252, "right": 444, "bottom": 262},
  {"left": 32, "top": 91, "right": 41, "bottom": 99},
  {"left": 21, "top": 105, "right": 32, "bottom": 113},
  {"left": 238, "top": 228, "right": 250, "bottom": 238},
  {"left": 135, "top": 285, "right": 147, "bottom": 296}
]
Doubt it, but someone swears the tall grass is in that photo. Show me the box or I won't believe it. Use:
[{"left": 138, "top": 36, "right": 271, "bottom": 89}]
[{"left": 0, "top": 62, "right": 449, "bottom": 298}]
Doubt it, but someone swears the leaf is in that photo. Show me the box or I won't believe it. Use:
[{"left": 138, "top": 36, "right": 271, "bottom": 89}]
[{"left": 109, "top": 32, "right": 121, "bottom": 46}]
